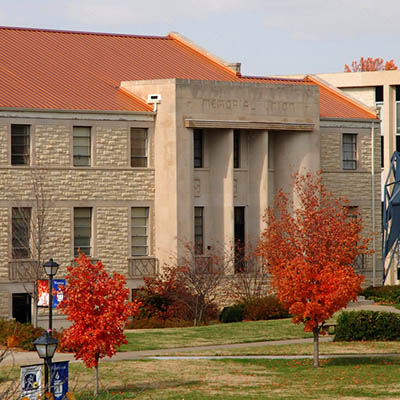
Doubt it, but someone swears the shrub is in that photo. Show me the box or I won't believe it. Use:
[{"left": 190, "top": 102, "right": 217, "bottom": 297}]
[
  {"left": 219, "top": 304, "right": 245, "bottom": 323},
  {"left": 334, "top": 310, "right": 400, "bottom": 341},
  {"left": 362, "top": 285, "right": 400, "bottom": 304},
  {"left": 134, "top": 266, "right": 220, "bottom": 326},
  {"left": 0, "top": 319, "right": 43, "bottom": 351},
  {"left": 242, "top": 296, "right": 289, "bottom": 321}
]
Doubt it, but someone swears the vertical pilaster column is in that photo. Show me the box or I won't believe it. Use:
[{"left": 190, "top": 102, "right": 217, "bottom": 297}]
[
  {"left": 248, "top": 130, "right": 269, "bottom": 240},
  {"left": 208, "top": 129, "right": 234, "bottom": 250}
]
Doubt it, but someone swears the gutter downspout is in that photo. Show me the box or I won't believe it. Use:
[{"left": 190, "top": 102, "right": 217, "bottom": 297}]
[{"left": 371, "top": 121, "right": 377, "bottom": 286}]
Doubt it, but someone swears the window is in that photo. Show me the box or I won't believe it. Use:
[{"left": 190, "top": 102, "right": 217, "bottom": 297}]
[
  {"left": 194, "top": 207, "right": 204, "bottom": 255},
  {"left": 73, "top": 126, "right": 91, "bottom": 167},
  {"left": 131, "top": 128, "right": 148, "bottom": 167},
  {"left": 194, "top": 129, "right": 203, "bottom": 168},
  {"left": 234, "top": 130, "right": 240, "bottom": 168},
  {"left": 375, "top": 86, "right": 383, "bottom": 103},
  {"left": 74, "top": 207, "right": 92, "bottom": 256},
  {"left": 12, "top": 207, "right": 31, "bottom": 259},
  {"left": 234, "top": 206, "right": 245, "bottom": 273},
  {"left": 376, "top": 102, "right": 384, "bottom": 167},
  {"left": 342, "top": 134, "right": 357, "bottom": 170},
  {"left": 11, "top": 125, "right": 30, "bottom": 165},
  {"left": 131, "top": 207, "right": 149, "bottom": 256}
]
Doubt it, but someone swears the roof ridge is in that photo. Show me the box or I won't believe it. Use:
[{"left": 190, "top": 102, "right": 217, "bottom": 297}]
[
  {"left": 242, "top": 75, "right": 312, "bottom": 83},
  {"left": 306, "top": 75, "right": 378, "bottom": 119},
  {"left": 0, "top": 25, "right": 169, "bottom": 40},
  {"left": 168, "top": 32, "right": 239, "bottom": 78}
]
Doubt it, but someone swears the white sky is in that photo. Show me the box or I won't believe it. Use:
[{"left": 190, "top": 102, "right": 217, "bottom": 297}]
[{"left": 1, "top": 0, "right": 399, "bottom": 76}]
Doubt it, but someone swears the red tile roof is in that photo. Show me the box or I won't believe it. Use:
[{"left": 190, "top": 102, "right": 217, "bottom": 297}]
[
  {"left": 305, "top": 76, "right": 378, "bottom": 120},
  {"left": 0, "top": 26, "right": 377, "bottom": 120}
]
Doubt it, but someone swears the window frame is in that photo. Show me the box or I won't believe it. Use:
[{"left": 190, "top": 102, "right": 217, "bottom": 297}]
[
  {"left": 194, "top": 129, "right": 203, "bottom": 168},
  {"left": 234, "top": 130, "right": 240, "bottom": 169},
  {"left": 194, "top": 207, "right": 204, "bottom": 255},
  {"left": 73, "top": 126, "right": 92, "bottom": 167},
  {"left": 131, "top": 207, "right": 149, "bottom": 256},
  {"left": 12, "top": 207, "right": 31, "bottom": 259},
  {"left": 342, "top": 133, "right": 357, "bottom": 170},
  {"left": 11, "top": 124, "right": 30, "bottom": 166},
  {"left": 130, "top": 128, "right": 148, "bottom": 168},
  {"left": 73, "top": 207, "right": 92, "bottom": 257}
]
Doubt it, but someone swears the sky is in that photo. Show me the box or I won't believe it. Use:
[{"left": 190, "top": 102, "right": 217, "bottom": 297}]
[{"left": 1, "top": 0, "right": 399, "bottom": 77}]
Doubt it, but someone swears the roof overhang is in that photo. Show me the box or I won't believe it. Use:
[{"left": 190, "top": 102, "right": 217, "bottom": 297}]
[{"left": 184, "top": 118, "right": 314, "bottom": 131}]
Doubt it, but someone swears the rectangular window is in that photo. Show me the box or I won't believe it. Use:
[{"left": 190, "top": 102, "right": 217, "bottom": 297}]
[
  {"left": 11, "top": 125, "right": 30, "bottom": 165},
  {"left": 194, "top": 207, "right": 204, "bottom": 255},
  {"left": 74, "top": 207, "right": 92, "bottom": 256},
  {"left": 73, "top": 126, "right": 91, "bottom": 167},
  {"left": 234, "top": 206, "right": 245, "bottom": 273},
  {"left": 234, "top": 130, "right": 240, "bottom": 168},
  {"left": 12, "top": 208, "right": 31, "bottom": 259},
  {"left": 375, "top": 86, "right": 383, "bottom": 103},
  {"left": 343, "top": 134, "right": 357, "bottom": 170},
  {"left": 194, "top": 129, "right": 203, "bottom": 168},
  {"left": 131, "top": 128, "right": 148, "bottom": 167},
  {"left": 131, "top": 207, "right": 149, "bottom": 256}
]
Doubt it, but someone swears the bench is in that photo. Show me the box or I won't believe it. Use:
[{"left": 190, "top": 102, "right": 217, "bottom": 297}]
[{"left": 321, "top": 323, "right": 337, "bottom": 335}]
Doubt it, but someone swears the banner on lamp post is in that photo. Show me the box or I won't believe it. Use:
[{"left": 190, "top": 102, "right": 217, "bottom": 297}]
[
  {"left": 37, "top": 279, "right": 66, "bottom": 308},
  {"left": 20, "top": 364, "right": 41, "bottom": 400},
  {"left": 50, "top": 361, "right": 69, "bottom": 400}
]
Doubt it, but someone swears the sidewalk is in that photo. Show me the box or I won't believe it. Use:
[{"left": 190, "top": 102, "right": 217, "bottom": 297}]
[{"left": 4, "top": 302, "right": 400, "bottom": 366}]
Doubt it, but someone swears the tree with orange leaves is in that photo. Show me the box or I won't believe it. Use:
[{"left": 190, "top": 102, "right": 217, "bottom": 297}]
[
  {"left": 258, "top": 173, "right": 369, "bottom": 367},
  {"left": 58, "top": 253, "right": 141, "bottom": 396},
  {"left": 345, "top": 57, "right": 397, "bottom": 72}
]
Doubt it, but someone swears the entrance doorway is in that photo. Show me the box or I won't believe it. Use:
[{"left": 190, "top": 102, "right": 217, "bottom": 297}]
[{"left": 12, "top": 293, "right": 31, "bottom": 324}]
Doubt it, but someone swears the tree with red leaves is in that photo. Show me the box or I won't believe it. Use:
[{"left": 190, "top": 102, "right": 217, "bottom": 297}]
[
  {"left": 344, "top": 57, "right": 398, "bottom": 72},
  {"left": 58, "top": 253, "right": 140, "bottom": 396},
  {"left": 258, "top": 173, "right": 369, "bottom": 367}
]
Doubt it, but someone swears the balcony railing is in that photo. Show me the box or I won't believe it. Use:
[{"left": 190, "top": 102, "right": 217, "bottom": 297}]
[
  {"left": 353, "top": 254, "right": 365, "bottom": 274},
  {"left": 8, "top": 259, "right": 43, "bottom": 281},
  {"left": 128, "top": 257, "right": 158, "bottom": 277}
]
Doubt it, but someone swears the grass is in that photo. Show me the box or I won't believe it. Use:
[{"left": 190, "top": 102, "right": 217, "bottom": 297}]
[
  {"left": 154, "top": 340, "right": 400, "bottom": 357},
  {"left": 120, "top": 319, "right": 313, "bottom": 351},
  {"left": 4, "top": 357, "right": 400, "bottom": 399}
]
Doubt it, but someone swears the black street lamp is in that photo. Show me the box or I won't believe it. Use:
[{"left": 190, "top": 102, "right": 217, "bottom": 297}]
[
  {"left": 43, "top": 259, "right": 59, "bottom": 334},
  {"left": 33, "top": 258, "right": 60, "bottom": 394}
]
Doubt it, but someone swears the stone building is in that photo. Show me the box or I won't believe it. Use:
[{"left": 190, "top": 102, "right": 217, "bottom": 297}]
[{"left": 0, "top": 27, "right": 380, "bottom": 326}]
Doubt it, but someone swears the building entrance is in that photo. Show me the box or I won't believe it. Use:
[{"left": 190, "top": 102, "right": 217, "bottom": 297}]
[{"left": 12, "top": 293, "right": 31, "bottom": 324}]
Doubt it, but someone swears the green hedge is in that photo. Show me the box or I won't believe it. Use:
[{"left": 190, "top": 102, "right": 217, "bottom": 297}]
[
  {"left": 334, "top": 310, "right": 400, "bottom": 341},
  {"left": 219, "top": 304, "right": 245, "bottom": 323},
  {"left": 219, "top": 296, "right": 289, "bottom": 323},
  {"left": 362, "top": 285, "right": 400, "bottom": 304}
]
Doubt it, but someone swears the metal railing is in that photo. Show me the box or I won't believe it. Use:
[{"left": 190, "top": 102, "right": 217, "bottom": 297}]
[
  {"left": 8, "top": 259, "right": 42, "bottom": 281},
  {"left": 128, "top": 257, "right": 158, "bottom": 277},
  {"left": 353, "top": 254, "right": 365, "bottom": 274}
]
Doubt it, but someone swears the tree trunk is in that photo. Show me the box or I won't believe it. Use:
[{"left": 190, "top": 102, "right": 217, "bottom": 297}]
[
  {"left": 32, "top": 301, "right": 38, "bottom": 328},
  {"left": 94, "top": 362, "right": 99, "bottom": 396},
  {"left": 313, "top": 327, "right": 319, "bottom": 368}
]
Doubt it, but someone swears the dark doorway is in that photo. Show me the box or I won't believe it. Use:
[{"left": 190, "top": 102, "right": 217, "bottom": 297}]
[
  {"left": 12, "top": 293, "right": 31, "bottom": 324},
  {"left": 234, "top": 206, "right": 245, "bottom": 273}
]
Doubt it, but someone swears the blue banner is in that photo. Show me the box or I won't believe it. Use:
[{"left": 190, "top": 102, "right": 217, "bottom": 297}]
[
  {"left": 50, "top": 361, "right": 68, "bottom": 400},
  {"left": 52, "top": 279, "right": 66, "bottom": 308}
]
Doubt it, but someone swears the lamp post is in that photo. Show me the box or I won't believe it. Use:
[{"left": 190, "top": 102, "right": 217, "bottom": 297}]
[
  {"left": 43, "top": 259, "right": 59, "bottom": 334},
  {"left": 33, "top": 258, "right": 59, "bottom": 393},
  {"left": 33, "top": 332, "right": 58, "bottom": 393}
]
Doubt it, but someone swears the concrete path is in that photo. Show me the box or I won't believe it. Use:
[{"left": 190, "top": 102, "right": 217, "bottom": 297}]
[
  {"left": 2, "top": 337, "right": 333, "bottom": 366},
  {"left": 4, "top": 302, "right": 400, "bottom": 366}
]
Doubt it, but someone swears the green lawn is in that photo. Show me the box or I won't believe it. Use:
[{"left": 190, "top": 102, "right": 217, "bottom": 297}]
[
  {"left": 120, "top": 319, "right": 313, "bottom": 351},
  {"left": 5, "top": 357, "right": 400, "bottom": 399}
]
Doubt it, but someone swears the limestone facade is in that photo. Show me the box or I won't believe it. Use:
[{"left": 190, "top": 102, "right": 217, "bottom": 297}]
[{"left": 0, "top": 78, "right": 380, "bottom": 326}]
